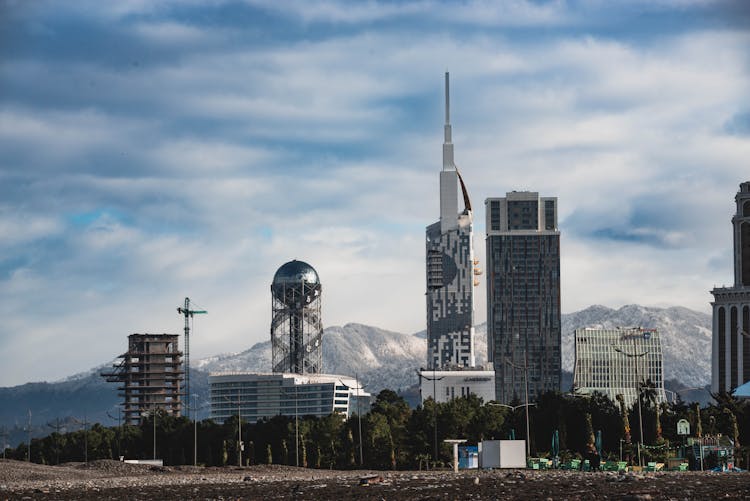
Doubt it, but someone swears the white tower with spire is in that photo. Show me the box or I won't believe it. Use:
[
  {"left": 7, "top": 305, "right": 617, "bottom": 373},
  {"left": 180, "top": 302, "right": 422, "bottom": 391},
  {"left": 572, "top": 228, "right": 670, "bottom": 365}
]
[
  {"left": 420, "top": 74, "right": 494, "bottom": 404},
  {"left": 440, "top": 72, "right": 459, "bottom": 232},
  {"left": 424, "top": 72, "right": 478, "bottom": 370}
]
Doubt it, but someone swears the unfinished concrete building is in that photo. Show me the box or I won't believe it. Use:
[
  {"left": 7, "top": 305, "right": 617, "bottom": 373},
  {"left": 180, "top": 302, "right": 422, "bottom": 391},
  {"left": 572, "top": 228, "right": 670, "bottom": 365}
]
[{"left": 102, "top": 334, "right": 183, "bottom": 425}]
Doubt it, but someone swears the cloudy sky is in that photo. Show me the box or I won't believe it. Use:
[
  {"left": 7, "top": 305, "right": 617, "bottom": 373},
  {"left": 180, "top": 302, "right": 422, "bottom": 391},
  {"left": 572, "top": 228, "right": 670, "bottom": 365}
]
[{"left": 1, "top": 0, "right": 749, "bottom": 386}]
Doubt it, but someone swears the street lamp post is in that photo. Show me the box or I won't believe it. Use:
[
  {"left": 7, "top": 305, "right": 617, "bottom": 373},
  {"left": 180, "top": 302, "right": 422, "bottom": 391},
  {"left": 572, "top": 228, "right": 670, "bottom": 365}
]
[
  {"left": 190, "top": 394, "right": 203, "bottom": 467},
  {"left": 106, "top": 407, "right": 123, "bottom": 459},
  {"left": 487, "top": 402, "right": 536, "bottom": 457},
  {"left": 238, "top": 393, "right": 242, "bottom": 467},
  {"left": 221, "top": 392, "right": 243, "bottom": 467},
  {"left": 505, "top": 356, "right": 531, "bottom": 457},
  {"left": 416, "top": 369, "right": 445, "bottom": 464},
  {"left": 613, "top": 345, "right": 648, "bottom": 468},
  {"left": 141, "top": 408, "right": 157, "bottom": 460}
]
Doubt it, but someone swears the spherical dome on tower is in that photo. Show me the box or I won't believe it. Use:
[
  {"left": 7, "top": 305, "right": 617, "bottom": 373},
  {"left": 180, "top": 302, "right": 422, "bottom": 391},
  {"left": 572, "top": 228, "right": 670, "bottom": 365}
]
[{"left": 272, "top": 260, "right": 320, "bottom": 286}]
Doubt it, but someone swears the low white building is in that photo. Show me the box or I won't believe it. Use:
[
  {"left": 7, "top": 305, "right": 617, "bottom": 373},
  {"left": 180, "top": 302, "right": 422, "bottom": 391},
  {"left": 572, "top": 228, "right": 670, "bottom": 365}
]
[
  {"left": 573, "top": 327, "right": 667, "bottom": 407},
  {"left": 418, "top": 368, "right": 495, "bottom": 404},
  {"left": 209, "top": 372, "right": 371, "bottom": 423}
]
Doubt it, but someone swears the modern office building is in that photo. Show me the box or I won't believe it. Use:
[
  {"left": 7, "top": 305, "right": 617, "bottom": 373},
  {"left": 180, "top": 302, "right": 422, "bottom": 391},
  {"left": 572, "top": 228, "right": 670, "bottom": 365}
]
[
  {"left": 102, "top": 334, "right": 184, "bottom": 425},
  {"left": 425, "top": 72, "right": 480, "bottom": 370},
  {"left": 209, "top": 372, "right": 370, "bottom": 423},
  {"left": 711, "top": 181, "right": 750, "bottom": 394},
  {"left": 485, "top": 191, "right": 561, "bottom": 403},
  {"left": 271, "top": 260, "right": 323, "bottom": 374},
  {"left": 573, "top": 327, "right": 667, "bottom": 407}
]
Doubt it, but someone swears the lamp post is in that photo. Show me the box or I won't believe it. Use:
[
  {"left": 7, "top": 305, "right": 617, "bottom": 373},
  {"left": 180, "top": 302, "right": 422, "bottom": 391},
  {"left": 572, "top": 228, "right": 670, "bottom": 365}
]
[
  {"left": 613, "top": 345, "right": 648, "bottom": 468},
  {"left": 26, "top": 410, "right": 32, "bottom": 462},
  {"left": 221, "top": 392, "right": 243, "bottom": 467},
  {"left": 71, "top": 413, "right": 90, "bottom": 462},
  {"left": 189, "top": 394, "right": 207, "bottom": 466},
  {"left": 106, "top": 407, "right": 122, "bottom": 459},
  {"left": 141, "top": 408, "right": 157, "bottom": 460},
  {"left": 338, "top": 376, "right": 366, "bottom": 467},
  {"left": 416, "top": 369, "right": 445, "bottom": 464},
  {"left": 279, "top": 383, "right": 302, "bottom": 467},
  {"left": 487, "top": 402, "right": 536, "bottom": 457},
  {"left": 504, "top": 356, "right": 531, "bottom": 457}
]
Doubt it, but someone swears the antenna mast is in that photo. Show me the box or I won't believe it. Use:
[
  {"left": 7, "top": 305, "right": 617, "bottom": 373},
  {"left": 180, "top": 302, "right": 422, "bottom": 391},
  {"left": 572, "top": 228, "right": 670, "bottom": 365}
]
[{"left": 177, "top": 298, "right": 207, "bottom": 417}]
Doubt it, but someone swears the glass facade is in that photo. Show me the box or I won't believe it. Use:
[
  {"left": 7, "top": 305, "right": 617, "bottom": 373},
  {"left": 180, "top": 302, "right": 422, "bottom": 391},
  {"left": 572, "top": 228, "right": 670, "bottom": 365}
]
[
  {"left": 209, "top": 373, "right": 369, "bottom": 423},
  {"left": 485, "top": 193, "right": 561, "bottom": 403},
  {"left": 573, "top": 328, "right": 667, "bottom": 407}
]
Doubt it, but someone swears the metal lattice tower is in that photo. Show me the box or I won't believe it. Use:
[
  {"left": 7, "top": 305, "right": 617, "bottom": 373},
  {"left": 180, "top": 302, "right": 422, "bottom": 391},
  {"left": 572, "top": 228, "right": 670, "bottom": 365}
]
[{"left": 270, "top": 260, "right": 323, "bottom": 374}]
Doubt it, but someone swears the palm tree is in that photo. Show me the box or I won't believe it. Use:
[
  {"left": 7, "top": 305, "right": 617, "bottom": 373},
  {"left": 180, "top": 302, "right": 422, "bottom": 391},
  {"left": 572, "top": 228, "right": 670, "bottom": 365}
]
[
  {"left": 616, "top": 394, "right": 631, "bottom": 445},
  {"left": 722, "top": 408, "right": 740, "bottom": 448},
  {"left": 693, "top": 403, "right": 702, "bottom": 439},
  {"left": 639, "top": 379, "right": 657, "bottom": 409}
]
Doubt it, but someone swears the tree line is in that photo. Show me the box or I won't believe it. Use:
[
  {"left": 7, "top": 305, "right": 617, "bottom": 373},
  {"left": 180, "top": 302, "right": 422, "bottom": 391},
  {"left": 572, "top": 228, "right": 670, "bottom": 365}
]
[{"left": 4, "top": 389, "right": 748, "bottom": 469}]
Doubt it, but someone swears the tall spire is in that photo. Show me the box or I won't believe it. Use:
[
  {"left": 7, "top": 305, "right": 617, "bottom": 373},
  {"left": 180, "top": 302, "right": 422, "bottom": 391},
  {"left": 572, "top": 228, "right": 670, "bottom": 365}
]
[{"left": 442, "top": 71, "right": 454, "bottom": 171}]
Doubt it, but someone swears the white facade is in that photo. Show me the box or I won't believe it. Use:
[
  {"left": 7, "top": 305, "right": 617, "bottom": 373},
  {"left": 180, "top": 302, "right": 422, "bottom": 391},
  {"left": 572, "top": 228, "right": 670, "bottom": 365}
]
[
  {"left": 478, "top": 440, "right": 526, "bottom": 469},
  {"left": 209, "top": 372, "right": 370, "bottom": 423},
  {"left": 418, "top": 369, "right": 495, "bottom": 404},
  {"left": 711, "top": 181, "right": 750, "bottom": 394},
  {"left": 573, "top": 327, "right": 667, "bottom": 408}
]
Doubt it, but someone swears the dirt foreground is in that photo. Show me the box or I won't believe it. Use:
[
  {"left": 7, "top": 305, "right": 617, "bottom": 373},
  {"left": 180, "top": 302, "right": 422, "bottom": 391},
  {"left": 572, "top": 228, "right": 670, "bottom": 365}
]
[{"left": 1, "top": 459, "right": 749, "bottom": 500}]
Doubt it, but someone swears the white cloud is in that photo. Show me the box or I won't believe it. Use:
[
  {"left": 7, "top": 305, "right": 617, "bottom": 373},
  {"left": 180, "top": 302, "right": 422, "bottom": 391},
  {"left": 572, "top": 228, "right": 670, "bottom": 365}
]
[{"left": 0, "top": 0, "right": 748, "bottom": 387}]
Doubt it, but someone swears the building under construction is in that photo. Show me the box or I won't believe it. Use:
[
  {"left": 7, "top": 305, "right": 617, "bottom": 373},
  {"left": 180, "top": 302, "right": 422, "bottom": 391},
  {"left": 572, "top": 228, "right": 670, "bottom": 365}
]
[{"left": 102, "top": 334, "right": 184, "bottom": 425}]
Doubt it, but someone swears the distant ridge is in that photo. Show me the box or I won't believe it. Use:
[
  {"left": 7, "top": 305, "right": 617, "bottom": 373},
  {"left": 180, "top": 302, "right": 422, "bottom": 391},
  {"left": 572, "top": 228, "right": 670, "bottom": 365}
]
[{"left": 0, "top": 304, "right": 712, "bottom": 444}]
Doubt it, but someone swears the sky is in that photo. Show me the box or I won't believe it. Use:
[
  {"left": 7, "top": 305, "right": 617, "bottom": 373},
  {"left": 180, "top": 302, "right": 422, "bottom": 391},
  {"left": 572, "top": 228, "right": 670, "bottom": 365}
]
[{"left": 1, "top": 0, "right": 749, "bottom": 387}]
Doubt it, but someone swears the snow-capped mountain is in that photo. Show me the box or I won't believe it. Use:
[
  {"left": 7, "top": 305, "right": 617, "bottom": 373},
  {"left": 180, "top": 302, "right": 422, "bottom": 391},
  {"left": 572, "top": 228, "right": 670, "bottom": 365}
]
[
  {"left": 561, "top": 304, "right": 711, "bottom": 387},
  {"left": 196, "top": 304, "right": 711, "bottom": 392},
  {"left": 196, "top": 323, "right": 428, "bottom": 393},
  {"left": 0, "top": 304, "right": 712, "bottom": 433}
]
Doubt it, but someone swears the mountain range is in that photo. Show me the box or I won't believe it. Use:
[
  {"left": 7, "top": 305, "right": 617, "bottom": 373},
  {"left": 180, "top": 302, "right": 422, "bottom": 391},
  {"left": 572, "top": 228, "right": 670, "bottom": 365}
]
[{"left": 0, "top": 304, "right": 712, "bottom": 447}]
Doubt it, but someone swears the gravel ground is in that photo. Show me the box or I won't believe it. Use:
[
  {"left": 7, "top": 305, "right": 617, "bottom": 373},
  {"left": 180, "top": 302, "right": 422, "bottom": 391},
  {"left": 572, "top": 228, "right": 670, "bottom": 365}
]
[{"left": 1, "top": 459, "right": 749, "bottom": 500}]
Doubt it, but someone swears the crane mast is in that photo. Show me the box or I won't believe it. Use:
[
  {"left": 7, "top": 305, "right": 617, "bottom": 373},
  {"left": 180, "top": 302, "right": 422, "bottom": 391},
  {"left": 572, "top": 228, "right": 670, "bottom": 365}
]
[{"left": 177, "top": 297, "right": 207, "bottom": 417}]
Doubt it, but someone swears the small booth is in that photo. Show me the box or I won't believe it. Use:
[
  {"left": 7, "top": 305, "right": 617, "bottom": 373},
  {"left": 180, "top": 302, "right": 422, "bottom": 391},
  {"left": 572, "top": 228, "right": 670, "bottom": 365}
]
[{"left": 478, "top": 440, "right": 526, "bottom": 469}]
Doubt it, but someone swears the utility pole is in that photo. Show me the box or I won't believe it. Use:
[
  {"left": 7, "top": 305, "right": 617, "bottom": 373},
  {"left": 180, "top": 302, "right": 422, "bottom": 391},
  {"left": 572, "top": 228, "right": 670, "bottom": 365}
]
[
  {"left": 46, "top": 418, "right": 63, "bottom": 464},
  {"left": 27, "top": 409, "right": 32, "bottom": 462},
  {"left": 505, "top": 355, "right": 531, "bottom": 457},
  {"left": 72, "top": 414, "right": 89, "bottom": 462},
  {"left": 177, "top": 297, "right": 207, "bottom": 418},
  {"left": 356, "top": 373, "right": 363, "bottom": 467},
  {"left": 106, "top": 407, "right": 123, "bottom": 459},
  {"left": 613, "top": 344, "right": 648, "bottom": 468},
  {"left": 237, "top": 390, "right": 242, "bottom": 467},
  {"left": 1, "top": 426, "right": 8, "bottom": 459},
  {"left": 416, "top": 369, "right": 445, "bottom": 464}
]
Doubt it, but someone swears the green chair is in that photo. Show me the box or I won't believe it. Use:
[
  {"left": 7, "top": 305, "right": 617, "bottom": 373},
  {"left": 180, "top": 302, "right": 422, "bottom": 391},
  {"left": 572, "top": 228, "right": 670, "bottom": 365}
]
[
  {"left": 617, "top": 461, "right": 628, "bottom": 472},
  {"left": 646, "top": 462, "right": 657, "bottom": 472},
  {"left": 678, "top": 463, "right": 688, "bottom": 471}
]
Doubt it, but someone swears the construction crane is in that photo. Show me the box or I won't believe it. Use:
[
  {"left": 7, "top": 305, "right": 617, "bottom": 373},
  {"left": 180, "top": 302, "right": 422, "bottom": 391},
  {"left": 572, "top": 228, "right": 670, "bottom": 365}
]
[{"left": 177, "top": 297, "right": 207, "bottom": 418}]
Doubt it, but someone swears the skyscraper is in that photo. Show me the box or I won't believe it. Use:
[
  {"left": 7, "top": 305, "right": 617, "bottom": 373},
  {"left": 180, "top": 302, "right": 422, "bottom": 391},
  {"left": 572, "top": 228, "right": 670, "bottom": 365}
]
[
  {"left": 425, "top": 73, "right": 477, "bottom": 370},
  {"left": 485, "top": 192, "right": 561, "bottom": 403},
  {"left": 711, "top": 181, "right": 750, "bottom": 394}
]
